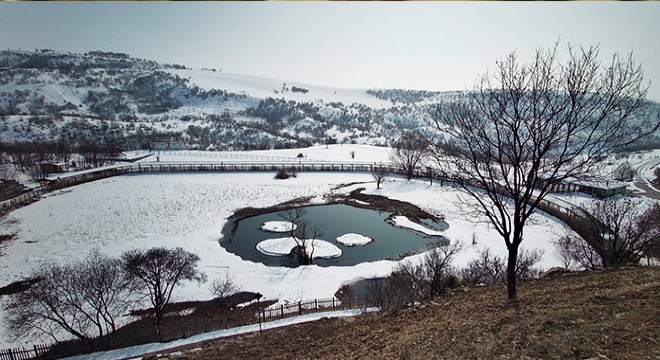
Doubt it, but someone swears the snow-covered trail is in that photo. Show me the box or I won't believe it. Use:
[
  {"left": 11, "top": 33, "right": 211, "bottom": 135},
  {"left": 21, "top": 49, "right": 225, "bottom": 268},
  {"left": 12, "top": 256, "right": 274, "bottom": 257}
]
[{"left": 63, "top": 308, "right": 378, "bottom": 360}]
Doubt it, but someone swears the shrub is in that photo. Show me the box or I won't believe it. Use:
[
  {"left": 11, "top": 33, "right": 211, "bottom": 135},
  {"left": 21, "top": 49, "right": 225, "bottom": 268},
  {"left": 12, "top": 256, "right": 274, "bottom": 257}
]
[
  {"left": 556, "top": 198, "right": 660, "bottom": 268},
  {"left": 334, "top": 284, "right": 354, "bottom": 305},
  {"left": 366, "top": 241, "right": 461, "bottom": 312},
  {"left": 275, "top": 168, "right": 290, "bottom": 179},
  {"left": 211, "top": 272, "right": 241, "bottom": 302},
  {"left": 460, "top": 247, "right": 544, "bottom": 285}
]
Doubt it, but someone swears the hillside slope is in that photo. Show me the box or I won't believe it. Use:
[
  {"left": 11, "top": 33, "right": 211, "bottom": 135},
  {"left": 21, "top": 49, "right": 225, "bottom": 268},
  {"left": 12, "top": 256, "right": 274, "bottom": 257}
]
[
  {"left": 0, "top": 49, "right": 452, "bottom": 150},
  {"left": 155, "top": 267, "right": 659, "bottom": 360},
  {"left": 3, "top": 49, "right": 658, "bottom": 152}
]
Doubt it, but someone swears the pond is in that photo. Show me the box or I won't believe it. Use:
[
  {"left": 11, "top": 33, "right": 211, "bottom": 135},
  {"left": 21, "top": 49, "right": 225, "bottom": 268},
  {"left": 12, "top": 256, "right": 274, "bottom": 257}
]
[{"left": 219, "top": 204, "right": 449, "bottom": 267}]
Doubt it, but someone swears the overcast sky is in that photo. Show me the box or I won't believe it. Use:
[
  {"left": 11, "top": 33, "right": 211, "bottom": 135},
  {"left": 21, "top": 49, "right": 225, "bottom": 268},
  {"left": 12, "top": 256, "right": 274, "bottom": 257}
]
[{"left": 1, "top": 2, "right": 659, "bottom": 100}]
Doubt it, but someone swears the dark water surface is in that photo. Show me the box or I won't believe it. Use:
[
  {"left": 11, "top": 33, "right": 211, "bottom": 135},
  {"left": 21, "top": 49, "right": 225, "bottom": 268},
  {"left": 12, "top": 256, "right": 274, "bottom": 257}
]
[{"left": 220, "top": 204, "right": 449, "bottom": 267}]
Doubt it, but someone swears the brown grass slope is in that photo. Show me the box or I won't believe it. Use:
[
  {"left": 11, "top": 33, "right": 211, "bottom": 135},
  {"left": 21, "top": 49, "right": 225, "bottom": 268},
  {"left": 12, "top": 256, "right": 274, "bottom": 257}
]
[{"left": 154, "top": 267, "right": 659, "bottom": 360}]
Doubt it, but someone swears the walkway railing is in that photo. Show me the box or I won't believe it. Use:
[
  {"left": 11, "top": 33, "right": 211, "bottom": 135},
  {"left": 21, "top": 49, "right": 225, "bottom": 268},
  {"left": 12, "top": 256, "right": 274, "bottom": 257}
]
[
  {"left": 0, "top": 162, "right": 397, "bottom": 214},
  {"left": 0, "top": 160, "right": 588, "bottom": 222}
]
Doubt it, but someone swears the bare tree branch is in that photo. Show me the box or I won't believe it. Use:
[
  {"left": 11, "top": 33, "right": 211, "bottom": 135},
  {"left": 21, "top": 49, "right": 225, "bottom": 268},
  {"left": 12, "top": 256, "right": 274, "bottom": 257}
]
[{"left": 428, "top": 43, "right": 655, "bottom": 301}]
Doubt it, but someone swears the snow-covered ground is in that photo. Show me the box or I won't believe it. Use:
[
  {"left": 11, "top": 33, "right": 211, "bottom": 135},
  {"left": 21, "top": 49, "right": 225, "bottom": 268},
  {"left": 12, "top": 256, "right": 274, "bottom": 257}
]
[{"left": 0, "top": 144, "right": 658, "bottom": 349}]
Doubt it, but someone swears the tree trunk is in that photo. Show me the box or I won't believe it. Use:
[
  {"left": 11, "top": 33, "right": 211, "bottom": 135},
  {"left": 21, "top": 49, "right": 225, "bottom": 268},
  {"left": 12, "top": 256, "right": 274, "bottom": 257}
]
[
  {"left": 155, "top": 308, "right": 163, "bottom": 337},
  {"left": 506, "top": 244, "right": 519, "bottom": 302}
]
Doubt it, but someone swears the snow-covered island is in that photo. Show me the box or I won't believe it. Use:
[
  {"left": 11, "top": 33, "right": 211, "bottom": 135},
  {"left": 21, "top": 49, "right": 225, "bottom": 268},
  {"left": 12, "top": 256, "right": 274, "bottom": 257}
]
[
  {"left": 336, "top": 233, "right": 374, "bottom": 247},
  {"left": 256, "top": 237, "right": 343, "bottom": 259},
  {"left": 260, "top": 221, "right": 296, "bottom": 233}
]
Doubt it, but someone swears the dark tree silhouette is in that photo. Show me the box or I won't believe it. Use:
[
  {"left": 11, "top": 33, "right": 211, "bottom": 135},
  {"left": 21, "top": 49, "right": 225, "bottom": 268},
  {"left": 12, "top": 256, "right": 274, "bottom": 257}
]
[
  {"left": 371, "top": 165, "right": 390, "bottom": 189},
  {"left": 430, "top": 43, "right": 656, "bottom": 301},
  {"left": 121, "top": 247, "right": 206, "bottom": 336},
  {"left": 558, "top": 199, "right": 660, "bottom": 268},
  {"left": 390, "top": 131, "right": 428, "bottom": 180},
  {"left": 279, "top": 208, "right": 323, "bottom": 265},
  {"left": 6, "top": 249, "right": 135, "bottom": 348}
]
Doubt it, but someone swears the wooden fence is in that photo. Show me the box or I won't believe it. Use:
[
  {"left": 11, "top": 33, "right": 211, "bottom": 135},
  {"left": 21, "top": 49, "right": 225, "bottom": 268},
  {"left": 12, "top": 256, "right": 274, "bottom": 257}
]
[
  {"left": 0, "top": 344, "right": 53, "bottom": 360},
  {"left": 155, "top": 295, "right": 374, "bottom": 344},
  {"left": 0, "top": 162, "right": 399, "bottom": 214},
  {"left": 0, "top": 295, "right": 373, "bottom": 359}
]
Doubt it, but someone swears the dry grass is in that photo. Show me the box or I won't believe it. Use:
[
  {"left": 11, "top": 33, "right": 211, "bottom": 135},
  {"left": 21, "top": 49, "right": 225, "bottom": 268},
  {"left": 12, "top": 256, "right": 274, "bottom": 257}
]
[{"left": 150, "top": 267, "right": 660, "bottom": 360}]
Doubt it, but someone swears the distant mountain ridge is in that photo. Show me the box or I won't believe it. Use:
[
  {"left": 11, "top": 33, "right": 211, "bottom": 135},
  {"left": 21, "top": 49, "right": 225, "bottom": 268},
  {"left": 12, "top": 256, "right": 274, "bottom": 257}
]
[{"left": 0, "top": 49, "right": 658, "bottom": 151}]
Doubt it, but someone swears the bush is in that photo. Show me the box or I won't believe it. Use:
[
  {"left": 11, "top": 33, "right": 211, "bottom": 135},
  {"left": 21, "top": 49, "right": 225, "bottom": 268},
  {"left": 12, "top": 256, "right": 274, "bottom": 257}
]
[
  {"left": 275, "top": 168, "right": 290, "bottom": 179},
  {"left": 334, "top": 284, "right": 354, "bottom": 304},
  {"left": 211, "top": 272, "right": 241, "bottom": 304},
  {"left": 556, "top": 198, "right": 660, "bottom": 268},
  {"left": 274, "top": 168, "right": 297, "bottom": 180},
  {"left": 613, "top": 162, "right": 634, "bottom": 181},
  {"left": 366, "top": 242, "right": 461, "bottom": 312},
  {"left": 460, "top": 248, "right": 504, "bottom": 284},
  {"left": 460, "top": 247, "right": 544, "bottom": 285}
]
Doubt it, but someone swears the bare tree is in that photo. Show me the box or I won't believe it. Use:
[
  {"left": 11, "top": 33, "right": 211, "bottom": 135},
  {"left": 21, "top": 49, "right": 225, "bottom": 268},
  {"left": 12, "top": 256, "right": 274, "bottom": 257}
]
[
  {"left": 460, "top": 247, "right": 544, "bottom": 285},
  {"left": 279, "top": 208, "right": 323, "bottom": 265},
  {"left": 0, "top": 152, "right": 16, "bottom": 182},
  {"left": 54, "top": 139, "right": 73, "bottom": 167},
  {"left": 77, "top": 142, "right": 105, "bottom": 169},
  {"left": 367, "top": 241, "right": 461, "bottom": 311},
  {"left": 430, "top": 43, "right": 655, "bottom": 301},
  {"left": 460, "top": 248, "right": 505, "bottom": 284},
  {"left": 5, "top": 249, "right": 135, "bottom": 348},
  {"left": 5, "top": 141, "right": 51, "bottom": 181},
  {"left": 390, "top": 131, "right": 428, "bottom": 180},
  {"left": 371, "top": 165, "right": 390, "bottom": 189},
  {"left": 612, "top": 162, "right": 634, "bottom": 181},
  {"left": 553, "top": 230, "right": 602, "bottom": 270},
  {"left": 121, "top": 247, "right": 207, "bottom": 336},
  {"left": 211, "top": 272, "right": 241, "bottom": 300},
  {"left": 560, "top": 198, "right": 659, "bottom": 268}
]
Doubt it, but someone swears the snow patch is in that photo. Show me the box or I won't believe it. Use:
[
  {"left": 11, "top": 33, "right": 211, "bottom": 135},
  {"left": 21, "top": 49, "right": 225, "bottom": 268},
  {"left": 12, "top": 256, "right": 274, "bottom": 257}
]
[
  {"left": 336, "top": 233, "right": 373, "bottom": 247},
  {"left": 260, "top": 221, "right": 296, "bottom": 233},
  {"left": 256, "top": 237, "right": 343, "bottom": 259},
  {"left": 388, "top": 215, "right": 445, "bottom": 236}
]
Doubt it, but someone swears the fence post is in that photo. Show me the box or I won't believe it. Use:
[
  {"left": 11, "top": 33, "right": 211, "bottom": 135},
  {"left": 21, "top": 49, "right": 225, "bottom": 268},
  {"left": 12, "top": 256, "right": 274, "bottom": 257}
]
[
  {"left": 298, "top": 301, "right": 302, "bottom": 315},
  {"left": 315, "top": 299, "right": 318, "bottom": 312},
  {"left": 332, "top": 297, "right": 335, "bottom": 311}
]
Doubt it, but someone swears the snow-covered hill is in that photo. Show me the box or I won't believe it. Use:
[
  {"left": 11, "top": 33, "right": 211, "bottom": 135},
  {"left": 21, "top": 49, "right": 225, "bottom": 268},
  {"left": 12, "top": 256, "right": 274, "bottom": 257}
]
[
  {"left": 0, "top": 49, "right": 456, "bottom": 150},
  {"left": 1, "top": 49, "right": 658, "bottom": 151}
]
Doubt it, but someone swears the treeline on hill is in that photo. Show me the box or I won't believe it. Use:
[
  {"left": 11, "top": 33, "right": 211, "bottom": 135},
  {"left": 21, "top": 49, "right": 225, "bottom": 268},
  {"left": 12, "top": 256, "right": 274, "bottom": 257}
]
[
  {"left": 0, "top": 140, "right": 122, "bottom": 181},
  {"left": 1, "top": 49, "right": 659, "bottom": 152},
  {"left": 0, "top": 50, "right": 248, "bottom": 119},
  {"left": 366, "top": 88, "right": 447, "bottom": 105}
]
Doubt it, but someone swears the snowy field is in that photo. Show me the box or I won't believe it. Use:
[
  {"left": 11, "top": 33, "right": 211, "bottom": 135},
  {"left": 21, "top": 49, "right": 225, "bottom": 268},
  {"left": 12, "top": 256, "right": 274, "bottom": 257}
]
[
  {"left": 0, "top": 174, "right": 564, "bottom": 348},
  {"left": 1, "top": 144, "right": 658, "bottom": 348}
]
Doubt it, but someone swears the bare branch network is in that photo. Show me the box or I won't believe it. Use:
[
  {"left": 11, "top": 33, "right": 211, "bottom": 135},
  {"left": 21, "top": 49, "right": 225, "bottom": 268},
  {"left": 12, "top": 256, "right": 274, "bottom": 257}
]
[{"left": 429, "top": 43, "right": 658, "bottom": 300}]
